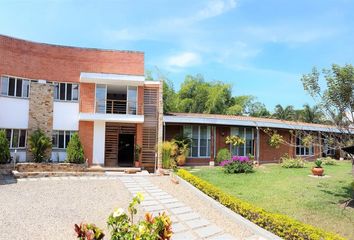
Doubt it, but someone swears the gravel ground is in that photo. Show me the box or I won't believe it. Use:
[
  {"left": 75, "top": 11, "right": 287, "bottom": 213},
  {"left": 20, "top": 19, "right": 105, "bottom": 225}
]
[
  {"left": 150, "top": 176, "right": 255, "bottom": 239},
  {"left": 0, "top": 178, "right": 130, "bottom": 240}
]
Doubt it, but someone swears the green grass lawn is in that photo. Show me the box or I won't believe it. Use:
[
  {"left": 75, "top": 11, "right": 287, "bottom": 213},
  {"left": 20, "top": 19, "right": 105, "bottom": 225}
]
[{"left": 188, "top": 161, "right": 354, "bottom": 239}]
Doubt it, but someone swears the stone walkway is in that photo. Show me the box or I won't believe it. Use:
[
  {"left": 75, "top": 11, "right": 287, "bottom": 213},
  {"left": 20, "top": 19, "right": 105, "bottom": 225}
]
[{"left": 121, "top": 176, "right": 239, "bottom": 240}]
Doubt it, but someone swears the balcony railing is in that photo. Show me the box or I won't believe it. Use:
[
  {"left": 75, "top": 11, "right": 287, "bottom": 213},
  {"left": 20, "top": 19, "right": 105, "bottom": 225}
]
[{"left": 96, "top": 99, "right": 142, "bottom": 115}]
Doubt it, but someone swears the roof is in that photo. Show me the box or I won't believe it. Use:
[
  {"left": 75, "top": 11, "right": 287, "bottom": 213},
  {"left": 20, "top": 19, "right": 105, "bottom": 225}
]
[{"left": 163, "top": 112, "right": 343, "bottom": 133}]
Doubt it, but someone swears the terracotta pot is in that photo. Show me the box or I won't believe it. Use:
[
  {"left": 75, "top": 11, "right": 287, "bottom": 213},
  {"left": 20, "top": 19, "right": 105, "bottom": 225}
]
[
  {"left": 312, "top": 167, "right": 324, "bottom": 176},
  {"left": 176, "top": 155, "right": 186, "bottom": 166},
  {"left": 134, "top": 161, "right": 140, "bottom": 168}
]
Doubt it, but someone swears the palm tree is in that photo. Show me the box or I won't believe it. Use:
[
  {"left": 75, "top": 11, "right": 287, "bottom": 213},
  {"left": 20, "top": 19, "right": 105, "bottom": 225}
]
[
  {"left": 273, "top": 104, "right": 295, "bottom": 120},
  {"left": 299, "top": 104, "right": 323, "bottom": 123}
]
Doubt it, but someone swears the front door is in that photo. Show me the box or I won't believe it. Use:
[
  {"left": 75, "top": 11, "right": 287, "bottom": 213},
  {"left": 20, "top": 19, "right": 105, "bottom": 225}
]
[{"left": 118, "top": 134, "right": 135, "bottom": 167}]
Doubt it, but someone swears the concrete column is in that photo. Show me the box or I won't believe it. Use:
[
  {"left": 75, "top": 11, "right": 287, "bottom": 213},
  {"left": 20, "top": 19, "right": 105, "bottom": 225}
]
[
  {"left": 157, "top": 80, "right": 163, "bottom": 171},
  {"left": 93, "top": 121, "right": 105, "bottom": 165}
]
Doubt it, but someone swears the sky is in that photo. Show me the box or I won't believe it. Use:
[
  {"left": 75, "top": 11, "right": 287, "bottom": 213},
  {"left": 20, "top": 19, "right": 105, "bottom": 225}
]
[{"left": 1, "top": 0, "right": 354, "bottom": 110}]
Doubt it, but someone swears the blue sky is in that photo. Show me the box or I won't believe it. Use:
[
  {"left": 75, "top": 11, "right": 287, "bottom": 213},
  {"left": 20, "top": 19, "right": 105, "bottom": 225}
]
[{"left": 1, "top": 0, "right": 354, "bottom": 110}]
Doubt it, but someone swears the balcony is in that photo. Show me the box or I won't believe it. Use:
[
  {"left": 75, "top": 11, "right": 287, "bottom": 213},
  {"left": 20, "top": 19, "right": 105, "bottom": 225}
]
[{"left": 96, "top": 99, "right": 141, "bottom": 115}]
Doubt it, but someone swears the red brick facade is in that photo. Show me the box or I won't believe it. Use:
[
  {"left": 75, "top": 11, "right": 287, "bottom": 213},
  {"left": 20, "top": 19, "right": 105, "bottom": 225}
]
[{"left": 79, "top": 121, "right": 94, "bottom": 165}]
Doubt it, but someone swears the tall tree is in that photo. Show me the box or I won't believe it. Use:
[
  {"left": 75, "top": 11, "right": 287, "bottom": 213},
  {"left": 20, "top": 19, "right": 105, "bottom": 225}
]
[
  {"left": 298, "top": 104, "right": 324, "bottom": 123},
  {"left": 226, "top": 95, "right": 254, "bottom": 115},
  {"left": 273, "top": 104, "right": 295, "bottom": 120},
  {"left": 301, "top": 64, "right": 354, "bottom": 175},
  {"left": 248, "top": 102, "right": 271, "bottom": 117}
]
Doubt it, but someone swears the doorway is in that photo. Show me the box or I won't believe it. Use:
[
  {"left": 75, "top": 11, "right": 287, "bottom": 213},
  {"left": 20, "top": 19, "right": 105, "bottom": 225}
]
[{"left": 118, "top": 134, "right": 135, "bottom": 167}]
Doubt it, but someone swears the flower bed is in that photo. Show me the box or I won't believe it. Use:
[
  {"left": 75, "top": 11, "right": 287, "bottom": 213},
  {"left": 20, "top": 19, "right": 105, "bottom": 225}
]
[
  {"left": 177, "top": 169, "right": 345, "bottom": 240},
  {"left": 220, "top": 156, "right": 253, "bottom": 173}
]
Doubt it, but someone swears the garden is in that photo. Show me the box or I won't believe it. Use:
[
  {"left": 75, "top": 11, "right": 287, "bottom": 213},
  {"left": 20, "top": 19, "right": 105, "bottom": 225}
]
[{"left": 185, "top": 160, "right": 354, "bottom": 239}]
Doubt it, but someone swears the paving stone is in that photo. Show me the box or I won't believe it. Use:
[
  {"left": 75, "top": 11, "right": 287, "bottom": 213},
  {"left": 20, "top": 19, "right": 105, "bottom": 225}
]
[
  {"left": 170, "top": 206, "right": 192, "bottom": 215},
  {"left": 165, "top": 202, "right": 185, "bottom": 209},
  {"left": 146, "top": 189, "right": 164, "bottom": 193},
  {"left": 144, "top": 205, "right": 165, "bottom": 212},
  {"left": 170, "top": 215, "right": 178, "bottom": 223},
  {"left": 195, "top": 225, "right": 222, "bottom": 238},
  {"left": 176, "top": 212, "right": 200, "bottom": 221},
  {"left": 208, "top": 233, "right": 238, "bottom": 240},
  {"left": 150, "top": 191, "right": 169, "bottom": 197},
  {"left": 172, "top": 222, "right": 188, "bottom": 233},
  {"left": 154, "top": 194, "right": 173, "bottom": 200},
  {"left": 160, "top": 198, "right": 178, "bottom": 204},
  {"left": 172, "top": 231, "right": 197, "bottom": 240},
  {"left": 185, "top": 218, "right": 210, "bottom": 229},
  {"left": 244, "top": 235, "right": 267, "bottom": 240},
  {"left": 141, "top": 200, "right": 159, "bottom": 206}
]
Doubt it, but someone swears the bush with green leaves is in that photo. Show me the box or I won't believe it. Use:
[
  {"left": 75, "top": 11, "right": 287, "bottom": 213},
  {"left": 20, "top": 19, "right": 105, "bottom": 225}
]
[
  {"left": 28, "top": 129, "right": 52, "bottom": 163},
  {"left": 318, "top": 157, "right": 337, "bottom": 166},
  {"left": 66, "top": 133, "right": 85, "bottom": 164},
  {"left": 0, "top": 130, "right": 11, "bottom": 164},
  {"left": 220, "top": 156, "right": 254, "bottom": 174},
  {"left": 281, "top": 155, "right": 305, "bottom": 168},
  {"left": 215, "top": 148, "right": 231, "bottom": 165},
  {"left": 314, "top": 159, "right": 323, "bottom": 168}
]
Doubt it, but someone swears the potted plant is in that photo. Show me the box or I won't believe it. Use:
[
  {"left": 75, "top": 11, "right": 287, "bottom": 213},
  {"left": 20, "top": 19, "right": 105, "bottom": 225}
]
[
  {"left": 134, "top": 144, "right": 141, "bottom": 167},
  {"left": 312, "top": 159, "right": 324, "bottom": 176}
]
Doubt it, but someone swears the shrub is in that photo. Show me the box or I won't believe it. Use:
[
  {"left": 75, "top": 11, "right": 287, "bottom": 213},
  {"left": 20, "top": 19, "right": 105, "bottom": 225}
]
[
  {"left": 159, "top": 141, "right": 177, "bottom": 169},
  {"left": 0, "top": 130, "right": 11, "bottom": 164},
  {"left": 319, "top": 157, "right": 337, "bottom": 166},
  {"left": 314, "top": 159, "right": 323, "bottom": 168},
  {"left": 281, "top": 155, "right": 305, "bottom": 168},
  {"left": 221, "top": 156, "right": 253, "bottom": 174},
  {"left": 74, "top": 223, "right": 104, "bottom": 240},
  {"left": 215, "top": 148, "right": 231, "bottom": 165},
  {"left": 66, "top": 133, "right": 85, "bottom": 164},
  {"left": 75, "top": 193, "right": 172, "bottom": 240},
  {"left": 28, "top": 129, "right": 52, "bottom": 163},
  {"left": 177, "top": 169, "right": 345, "bottom": 240}
]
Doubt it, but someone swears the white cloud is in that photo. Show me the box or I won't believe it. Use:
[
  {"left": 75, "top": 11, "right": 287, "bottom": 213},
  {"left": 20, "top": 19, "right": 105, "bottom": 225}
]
[
  {"left": 166, "top": 52, "right": 201, "bottom": 68},
  {"left": 194, "top": 0, "right": 237, "bottom": 21}
]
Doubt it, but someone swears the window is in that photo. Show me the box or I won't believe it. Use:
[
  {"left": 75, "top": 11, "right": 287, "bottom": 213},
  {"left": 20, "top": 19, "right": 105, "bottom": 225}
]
[
  {"left": 52, "top": 130, "right": 76, "bottom": 149},
  {"left": 0, "top": 129, "right": 27, "bottom": 148},
  {"left": 53, "top": 82, "right": 79, "bottom": 101},
  {"left": 96, "top": 84, "right": 107, "bottom": 113},
  {"left": 127, "top": 86, "right": 137, "bottom": 114},
  {"left": 230, "top": 127, "right": 254, "bottom": 156},
  {"left": 1, "top": 76, "right": 30, "bottom": 98},
  {"left": 183, "top": 125, "right": 211, "bottom": 157},
  {"left": 295, "top": 133, "right": 314, "bottom": 156}
]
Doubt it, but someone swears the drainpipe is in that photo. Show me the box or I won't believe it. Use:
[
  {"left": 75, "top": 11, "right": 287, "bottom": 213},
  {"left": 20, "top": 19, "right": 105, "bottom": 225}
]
[{"left": 255, "top": 123, "right": 260, "bottom": 163}]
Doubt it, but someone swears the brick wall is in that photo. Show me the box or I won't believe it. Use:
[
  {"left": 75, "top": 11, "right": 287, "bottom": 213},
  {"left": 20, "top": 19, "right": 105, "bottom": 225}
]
[
  {"left": 79, "top": 83, "right": 95, "bottom": 113},
  {"left": 79, "top": 121, "right": 94, "bottom": 165},
  {"left": 0, "top": 35, "right": 144, "bottom": 83}
]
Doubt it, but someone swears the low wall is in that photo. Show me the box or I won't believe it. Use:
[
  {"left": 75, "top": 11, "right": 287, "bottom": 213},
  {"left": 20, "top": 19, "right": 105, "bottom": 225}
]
[{"left": 16, "top": 163, "right": 87, "bottom": 172}]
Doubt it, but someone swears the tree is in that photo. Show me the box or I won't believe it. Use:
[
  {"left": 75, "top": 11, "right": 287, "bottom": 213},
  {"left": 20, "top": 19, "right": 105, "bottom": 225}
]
[
  {"left": 248, "top": 102, "right": 271, "bottom": 117},
  {"left": 66, "top": 133, "right": 85, "bottom": 164},
  {"left": 0, "top": 130, "right": 11, "bottom": 164},
  {"left": 226, "top": 96, "right": 254, "bottom": 115},
  {"left": 163, "top": 79, "right": 178, "bottom": 113},
  {"left": 205, "top": 81, "right": 232, "bottom": 114},
  {"left": 301, "top": 64, "right": 354, "bottom": 175},
  {"left": 298, "top": 104, "right": 324, "bottom": 124},
  {"left": 28, "top": 129, "right": 52, "bottom": 163},
  {"left": 272, "top": 104, "right": 295, "bottom": 120}
]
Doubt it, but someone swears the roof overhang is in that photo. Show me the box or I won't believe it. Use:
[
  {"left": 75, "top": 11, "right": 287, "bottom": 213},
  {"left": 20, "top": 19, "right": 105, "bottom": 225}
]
[
  {"left": 163, "top": 116, "right": 342, "bottom": 133},
  {"left": 80, "top": 113, "right": 144, "bottom": 123},
  {"left": 80, "top": 72, "right": 145, "bottom": 86}
]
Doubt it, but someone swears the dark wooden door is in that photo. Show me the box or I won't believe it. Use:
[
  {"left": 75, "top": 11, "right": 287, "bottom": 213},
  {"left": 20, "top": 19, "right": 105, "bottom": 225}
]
[{"left": 118, "top": 134, "right": 134, "bottom": 167}]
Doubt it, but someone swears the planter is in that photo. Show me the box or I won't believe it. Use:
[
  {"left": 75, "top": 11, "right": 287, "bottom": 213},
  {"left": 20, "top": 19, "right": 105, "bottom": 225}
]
[
  {"left": 312, "top": 167, "right": 324, "bottom": 176},
  {"left": 134, "top": 161, "right": 140, "bottom": 168}
]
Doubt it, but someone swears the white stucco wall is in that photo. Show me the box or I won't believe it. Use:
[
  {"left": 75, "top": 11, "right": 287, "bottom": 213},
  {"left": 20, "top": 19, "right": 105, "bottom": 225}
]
[
  {"left": 0, "top": 97, "right": 29, "bottom": 129},
  {"left": 10, "top": 149, "right": 26, "bottom": 162},
  {"left": 53, "top": 101, "right": 79, "bottom": 130},
  {"left": 93, "top": 121, "right": 105, "bottom": 165},
  {"left": 51, "top": 150, "right": 67, "bottom": 162}
]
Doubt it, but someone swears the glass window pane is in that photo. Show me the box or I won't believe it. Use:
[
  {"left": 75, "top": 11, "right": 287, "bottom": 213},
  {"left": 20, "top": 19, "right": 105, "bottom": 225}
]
[
  {"left": 12, "top": 129, "right": 19, "bottom": 148},
  {"left": 58, "top": 131, "right": 64, "bottom": 148},
  {"left": 200, "top": 147, "right": 207, "bottom": 156},
  {"left": 183, "top": 126, "right": 192, "bottom": 138},
  {"left": 52, "top": 131, "right": 58, "bottom": 148},
  {"left": 1, "top": 76, "right": 9, "bottom": 95},
  {"left": 23, "top": 80, "right": 29, "bottom": 97},
  {"left": 192, "top": 147, "right": 198, "bottom": 157},
  {"left": 66, "top": 83, "right": 72, "bottom": 101},
  {"left": 127, "top": 86, "right": 137, "bottom": 114},
  {"left": 16, "top": 79, "right": 22, "bottom": 97},
  {"left": 60, "top": 83, "right": 66, "bottom": 100},
  {"left": 5, "top": 129, "right": 11, "bottom": 146},
  {"left": 72, "top": 84, "right": 79, "bottom": 100},
  {"left": 53, "top": 83, "right": 59, "bottom": 100},
  {"left": 96, "top": 84, "right": 106, "bottom": 113},
  {"left": 238, "top": 146, "right": 245, "bottom": 156},
  {"left": 8, "top": 78, "right": 16, "bottom": 96},
  {"left": 65, "top": 131, "right": 70, "bottom": 148},
  {"left": 19, "top": 130, "right": 26, "bottom": 147}
]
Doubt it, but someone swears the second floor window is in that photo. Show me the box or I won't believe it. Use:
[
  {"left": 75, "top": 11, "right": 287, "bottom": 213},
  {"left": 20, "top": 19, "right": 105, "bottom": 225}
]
[
  {"left": 54, "top": 82, "right": 79, "bottom": 101},
  {"left": 1, "top": 76, "right": 30, "bottom": 98}
]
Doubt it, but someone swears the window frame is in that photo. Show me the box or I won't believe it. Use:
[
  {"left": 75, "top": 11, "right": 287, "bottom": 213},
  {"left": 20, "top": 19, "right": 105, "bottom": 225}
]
[
  {"left": 295, "top": 133, "right": 314, "bottom": 156},
  {"left": 52, "top": 130, "right": 77, "bottom": 149},
  {"left": 1, "top": 75, "right": 31, "bottom": 98},
  {"left": 53, "top": 82, "right": 79, "bottom": 102},
  {"left": 183, "top": 125, "right": 211, "bottom": 158},
  {"left": 230, "top": 127, "right": 254, "bottom": 156},
  {"left": 1, "top": 128, "right": 27, "bottom": 149}
]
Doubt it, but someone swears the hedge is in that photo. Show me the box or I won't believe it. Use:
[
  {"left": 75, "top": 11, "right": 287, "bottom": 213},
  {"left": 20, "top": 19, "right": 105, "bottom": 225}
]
[{"left": 177, "top": 169, "right": 346, "bottom": 240}]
